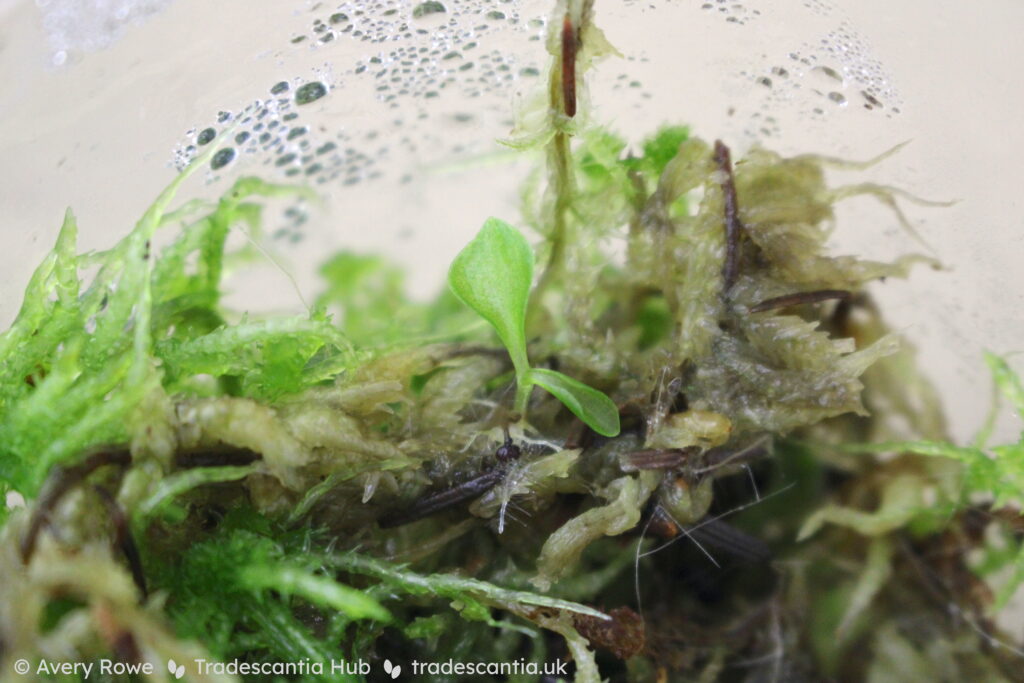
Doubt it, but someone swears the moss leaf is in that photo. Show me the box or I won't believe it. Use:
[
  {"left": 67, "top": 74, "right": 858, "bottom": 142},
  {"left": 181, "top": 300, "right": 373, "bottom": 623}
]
[{"left": 241, "top": 565, "right": 391, "bottom": 622}]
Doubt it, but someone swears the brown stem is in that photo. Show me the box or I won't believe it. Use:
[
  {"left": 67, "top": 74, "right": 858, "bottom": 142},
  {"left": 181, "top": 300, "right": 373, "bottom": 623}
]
[
  {"left": 621, "top": 448, "right": 699, "bottom": 472},
  {"left": 93, "top": 485, "right": 148, "bottom": 599},
  {"left": 377, "top": 470, "right": 503, "bottom": 529},
  {"left": 21, "top": 449, "right": 131, "bottom": 563},
  {"left": 561, "top": 13, "right": 578, "bottom": 118},
  {"left": 713, "top": 140, "right": 744, "bottom": 292},
  {"left": 174, "top": 445, "right": 261, "bottom": 469}
]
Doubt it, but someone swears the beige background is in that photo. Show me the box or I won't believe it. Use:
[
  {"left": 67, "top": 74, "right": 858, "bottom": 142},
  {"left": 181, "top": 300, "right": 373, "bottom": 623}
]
[{"left": 1, "top": 0, "right": 1022, "bottom": 446}]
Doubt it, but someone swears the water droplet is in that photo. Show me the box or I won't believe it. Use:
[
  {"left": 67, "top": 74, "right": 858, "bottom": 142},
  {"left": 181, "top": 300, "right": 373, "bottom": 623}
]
[
  {"left": 809, "top": 65, "right": 844, "bottom": 86},
  {"left": 270, "top": 81, "right": 290, "bottom": 95},
  {"left": 827, "top": 91, "right": 847, "bottom": 105},
  {"left": 197, "top": 128, "right": 216, "bottom": 145},
  {"left": 412, "top": 2, "right": 446, "bottom": 19},
  {"left": 861, "top": 90, "right": 883, "bottom": 108},
  {"left": 211, "top": 148, "right": 236, "bottom": 170},
  {"left": 295, "top": 82, "right": 328, "bottom": 105}
]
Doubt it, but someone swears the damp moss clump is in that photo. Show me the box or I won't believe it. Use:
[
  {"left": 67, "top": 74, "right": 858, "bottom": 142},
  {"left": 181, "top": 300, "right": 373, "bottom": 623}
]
[{"left": 2, "top": 2, "right": 1023, "bottom": 681}]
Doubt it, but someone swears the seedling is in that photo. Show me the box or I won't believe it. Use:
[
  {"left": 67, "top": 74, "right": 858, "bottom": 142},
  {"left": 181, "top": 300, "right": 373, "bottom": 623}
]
[{"left": 447, "top": 217, "right": 620, "bottom": 437}]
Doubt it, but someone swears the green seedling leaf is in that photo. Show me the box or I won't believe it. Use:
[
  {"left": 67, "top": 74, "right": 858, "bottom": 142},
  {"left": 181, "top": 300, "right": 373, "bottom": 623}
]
[
  {"left": 529, "top": 368, "right": 620, "bottom": 437},
  {"left": 447, "top": 217, "right": 534, "bottom": 376}
]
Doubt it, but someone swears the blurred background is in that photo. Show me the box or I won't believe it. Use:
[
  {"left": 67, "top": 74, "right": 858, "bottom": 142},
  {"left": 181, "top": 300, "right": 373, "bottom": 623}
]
[{"left": 1, "top": 0, "right": 1021, "bottom": 444}]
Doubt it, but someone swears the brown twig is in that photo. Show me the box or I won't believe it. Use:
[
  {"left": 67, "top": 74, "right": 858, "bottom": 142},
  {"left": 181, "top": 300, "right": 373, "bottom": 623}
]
[
  {"left": 93, "top": 485, "right": 148, "bottom": 599},
  {"left": 686, "top": 518, "right": 771, "bottom": 564},
  {"left": 750, "top": 289, "right": 852, "bottom": 314},
  {"left": 713, "top": 140, "right": 744, "bottom": 291},
  {"left": 21, "top": 449, "right": 131, "bottom": 563},
  {"left": 644, "top": 504, "right": 771, "bottom": 563},
  {"left": 378, "top": 470, "right": 504, "bottom": 529},
  {"left": 561, "top": 13, "right": 578, "bottom": 117},
  {"left": 174, "top": 445, "right": 261, "bottom": 469},
  {"left": 621, "top": 448, "right": 699, "bottom": 472}
]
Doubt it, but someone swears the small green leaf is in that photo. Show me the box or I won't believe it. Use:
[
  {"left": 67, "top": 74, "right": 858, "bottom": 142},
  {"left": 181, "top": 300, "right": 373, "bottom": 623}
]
[
  {"left": 640, "top": 125, "right": 690, "bottom": 174},
  {"left": 529, "top": 368, "right": 620, "bottom": 437},
  {"left": 448, "top": 217, "right": 534, "bottom": 375}
]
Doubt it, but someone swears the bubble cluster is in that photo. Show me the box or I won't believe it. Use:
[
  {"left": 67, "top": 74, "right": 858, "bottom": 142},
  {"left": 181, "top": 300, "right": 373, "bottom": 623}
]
[
  {"left": 699, "top": 0, "right": 762, "bottom": 26},
  {"left": 169, "top": 0, "right": 552, "bottom": 219},
  {"left": 287, "top": 0, "right": 542, "bottom": 107},
  {"left": 818, "top": 23, "right": 901, "bottom": 112},
  {"left": 749, "top": 24, "right": 902, "bottom": 120},
  {"left": 172, "top": 76, "right": 383, "bottom": 191},
  {"left": 800, "top": 0, "right": 834, "bottom": 17},
  {"left": 165, "top": 1, "right": 696, "bottom": 245},
  {"left": 724, "top": 1, "right": 903, "bottom": 139}
]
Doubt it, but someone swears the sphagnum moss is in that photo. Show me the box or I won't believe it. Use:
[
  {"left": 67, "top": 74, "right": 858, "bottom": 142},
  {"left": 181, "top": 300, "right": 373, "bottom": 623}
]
[{"left": 2, "top": 1, "right": 1024, "bottom": 681}]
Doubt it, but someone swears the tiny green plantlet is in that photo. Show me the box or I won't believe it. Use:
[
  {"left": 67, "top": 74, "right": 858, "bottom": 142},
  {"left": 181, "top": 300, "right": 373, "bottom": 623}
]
[{"left": 448, "top": 217, "right": 621, "bottom": 437}]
